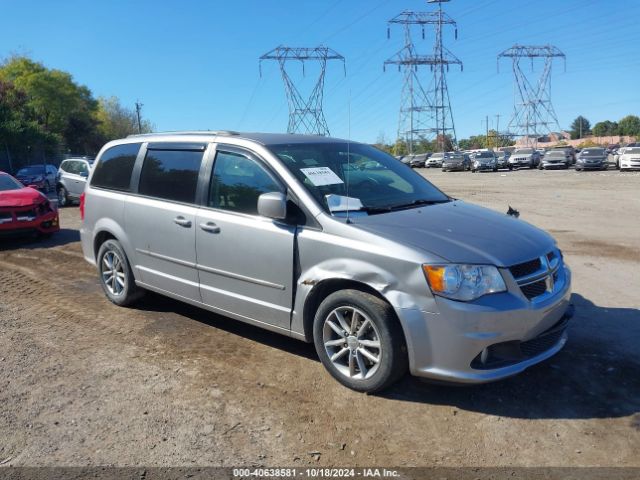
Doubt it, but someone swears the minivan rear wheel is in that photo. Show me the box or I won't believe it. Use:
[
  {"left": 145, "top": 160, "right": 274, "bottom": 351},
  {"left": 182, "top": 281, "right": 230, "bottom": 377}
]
[
  {"left": 97, "top": 239, "right": 144, "bottom": 307},
  {"left": 313, "top": 289, "right": 408, "bottom": 393}
]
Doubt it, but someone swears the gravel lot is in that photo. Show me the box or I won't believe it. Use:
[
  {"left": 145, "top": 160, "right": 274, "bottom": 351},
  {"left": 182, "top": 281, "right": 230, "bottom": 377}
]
[{"left": 1, "top": 168, "right": 639, "bottom": 467}]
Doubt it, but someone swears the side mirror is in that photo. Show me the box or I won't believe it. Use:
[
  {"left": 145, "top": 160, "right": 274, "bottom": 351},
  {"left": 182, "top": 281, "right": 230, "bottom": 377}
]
[
  {"left": 80, "top": 171, "right": 89, "bottom": 178},
  {"left": 257, "top": 192, "right": 287, "bottom": 220}
]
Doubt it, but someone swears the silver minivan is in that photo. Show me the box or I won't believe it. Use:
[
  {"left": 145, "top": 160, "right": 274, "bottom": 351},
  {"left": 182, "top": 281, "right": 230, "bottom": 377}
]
[{"left": 80, "top": 132, "right": 573, "bottom": 392}]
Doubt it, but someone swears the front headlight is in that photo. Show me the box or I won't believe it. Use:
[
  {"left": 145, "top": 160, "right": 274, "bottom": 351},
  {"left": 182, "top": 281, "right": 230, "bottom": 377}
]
[
  {"left": 33, "top": 175, "right": 44, "bottom": 182},
  {"left": 423, "top": 264, "right": 507, "bottom": 301}
]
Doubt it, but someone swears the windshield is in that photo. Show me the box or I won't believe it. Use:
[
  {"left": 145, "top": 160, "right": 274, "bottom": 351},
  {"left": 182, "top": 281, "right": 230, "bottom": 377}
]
[
  {"left": 625, "top": 147, "right": 640, "bottom": 154},
  {"left": 514, "top": 149, "right": 534, "bottom": 154},
  {"left": 475, "top": 152, "right": 494, "bottom": 158},
  {"left": 581, "top": 149, "right": 605, "bottom": 157},
  {"left": 0, "top": 175, "right": 23, "bottom": 192},
  {"left": 546, "top": 151, "right": 566, "bottom": 159},
  {"left": 268, "top": 142, "right": 450, "bottom": 214},
  {"left": 17, "top": 165, "right": 46, "bottom": 175}
]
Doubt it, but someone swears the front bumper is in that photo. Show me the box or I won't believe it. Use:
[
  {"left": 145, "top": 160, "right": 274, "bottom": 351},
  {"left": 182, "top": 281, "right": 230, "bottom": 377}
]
[
  {"left": 0, "top": 211, "right": 59, "bottom": 237},
  {"left": 576, "top": 161, "right": 605, "bottom": 170},
  {"left": 442, "top": 163, "right": 464, "bottom": 171},
  {"left": 620, "top": 159, "right": 640, "bottom": 170},
  {"left": 541, "top": 161, "right": 567, "bottom": 168},
  {"left": 474, "top": 164, "right": 495, "bottom": 171},
  {"left": 396, "top": 262, "right": 572, "bottom": 384}
]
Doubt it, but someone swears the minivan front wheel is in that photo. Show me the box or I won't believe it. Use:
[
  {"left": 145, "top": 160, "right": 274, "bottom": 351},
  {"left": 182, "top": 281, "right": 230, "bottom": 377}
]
[
  {"left": 313, "top": 290, "right": 408, "bottom": 393},
  {"left": 97, "top": 239, "right": 143, "bottom": 307}
]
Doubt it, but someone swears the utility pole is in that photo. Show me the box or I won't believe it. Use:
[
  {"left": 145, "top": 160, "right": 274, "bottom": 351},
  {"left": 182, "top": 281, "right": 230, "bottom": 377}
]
[
  {"left": 135, "top": 100, "right": 143, "bottom": 134},
  {"left": 485, "top": 115, "right": 489, "bottom": 147},
  {"left": 259, "top": 46, "right": 345, "bottom": 136},
  {"left": 495, "top": 114, "right": 501, "bottom": 147},
  {"left": 498, "top": 45, "right": 565, "bottom": 147}
]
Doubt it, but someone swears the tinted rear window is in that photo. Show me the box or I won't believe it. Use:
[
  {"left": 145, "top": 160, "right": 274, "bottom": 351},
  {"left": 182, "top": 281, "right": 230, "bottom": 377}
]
[
  {"left": 91, "top": 143, "right": 141, "bottom": 191},
  {"left": 138, "top": 149, "right": 203, "bottom": 204}
]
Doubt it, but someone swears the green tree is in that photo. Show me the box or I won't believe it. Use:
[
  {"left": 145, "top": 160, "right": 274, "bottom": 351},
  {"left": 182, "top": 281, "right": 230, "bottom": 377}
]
[
  {"left": 0, "top": 80, "right": 59, "bottom": 170},
  {"left": 569, "top": 115, "right": 591, "bottom": 139},
  {"left": 592, "top": 120, "right": 619, "bottom": 137},
  {"left": 617, "top": 115, "right": 640, "bottom": 137},
  {"left": 0, "top": 56, "right": 101, "bottom": 153}
]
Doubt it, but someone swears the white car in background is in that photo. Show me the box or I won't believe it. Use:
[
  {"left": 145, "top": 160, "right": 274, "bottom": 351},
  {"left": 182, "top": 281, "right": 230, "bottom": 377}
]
[{"left": 618, "top": 147, "right": 640, "bottom": 171}]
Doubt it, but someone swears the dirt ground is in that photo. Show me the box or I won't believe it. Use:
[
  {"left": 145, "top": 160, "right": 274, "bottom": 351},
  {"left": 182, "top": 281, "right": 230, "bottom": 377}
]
[{"left": 0, "top": 167, "right": 639, "bottom": 467}]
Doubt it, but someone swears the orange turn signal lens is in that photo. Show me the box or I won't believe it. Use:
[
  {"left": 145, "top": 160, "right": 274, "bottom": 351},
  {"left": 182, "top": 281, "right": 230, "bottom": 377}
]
[{"left": 423, "top": 265, "right": 446, "bottom": 292}]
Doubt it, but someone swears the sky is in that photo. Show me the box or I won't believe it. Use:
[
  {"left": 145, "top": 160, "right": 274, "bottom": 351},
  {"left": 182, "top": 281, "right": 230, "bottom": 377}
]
[{"left": 1, "top": 0, "right": 639, "bottom": 144}]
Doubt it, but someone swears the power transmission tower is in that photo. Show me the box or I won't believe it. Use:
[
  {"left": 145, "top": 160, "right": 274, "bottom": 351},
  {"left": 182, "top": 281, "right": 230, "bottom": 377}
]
[
  {"left": 498, "top": 45, "right": 566, "bottom": 147},
  {"left": 384, "top": 1, "right": 462, "bottom": 154},
  {"left": 259, "top": 46, "right": 345, "bottom": 136}
]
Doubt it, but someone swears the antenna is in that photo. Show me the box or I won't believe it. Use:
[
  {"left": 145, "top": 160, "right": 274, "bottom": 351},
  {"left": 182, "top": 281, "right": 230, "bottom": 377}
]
[{"left": 346, "top": 90, "right": 352, "bottom": 224}]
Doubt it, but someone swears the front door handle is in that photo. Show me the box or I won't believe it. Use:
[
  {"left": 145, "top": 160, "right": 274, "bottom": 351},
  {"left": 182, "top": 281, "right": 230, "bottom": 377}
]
[
  {"left": 174, "top": 216, "right": 192, "bottom": 228},
  {"left": 199, "top": 222, "right": 220, "bottom": 233}
]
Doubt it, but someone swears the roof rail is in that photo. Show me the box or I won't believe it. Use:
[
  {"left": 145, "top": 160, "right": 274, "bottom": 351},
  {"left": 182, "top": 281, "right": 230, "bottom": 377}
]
[{"left": 126, "top": 130, "right": 240, "bottom": 138}]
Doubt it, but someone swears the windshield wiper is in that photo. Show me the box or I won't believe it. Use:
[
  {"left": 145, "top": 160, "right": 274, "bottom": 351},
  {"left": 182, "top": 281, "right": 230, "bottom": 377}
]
[{"left": 386, "top": 198, "right": 451, "bottom": 211}]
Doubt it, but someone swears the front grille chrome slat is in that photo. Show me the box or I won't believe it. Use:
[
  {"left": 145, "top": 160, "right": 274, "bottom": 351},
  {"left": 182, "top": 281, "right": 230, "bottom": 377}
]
[{"left": 509, "top": 250, "right": 562, "bottom": 301}]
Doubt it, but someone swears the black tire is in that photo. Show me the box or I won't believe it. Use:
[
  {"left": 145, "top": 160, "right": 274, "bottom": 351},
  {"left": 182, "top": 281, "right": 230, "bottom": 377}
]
[
  {"left": 97, "top": 239, "right": 144, "bottom": 307},
  {"left": 57, "top": 185, "right": 69, "bottom": 207},
  {"left": 508, "top": 165, "right": 513, "bottom": 171},
  {"left": 313, "top": 289, "right": 408, "bottom": 393},
  {"left": 575, "top": 168, "right": 582, "bottom": 171}
]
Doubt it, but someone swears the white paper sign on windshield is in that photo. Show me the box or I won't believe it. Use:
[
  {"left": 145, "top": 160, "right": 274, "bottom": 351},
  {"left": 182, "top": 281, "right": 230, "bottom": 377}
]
[{"left": 300, "top": 167, "right": 344, "bottom": 187}]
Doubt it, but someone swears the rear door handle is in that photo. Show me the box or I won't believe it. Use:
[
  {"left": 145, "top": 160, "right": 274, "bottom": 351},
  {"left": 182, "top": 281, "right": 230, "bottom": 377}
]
[
  {"left": 174, "top": 216, "right": 192, "bottom": 228},
  {"left": 199, "top": 222, "right": 220, "bottom": 233}
]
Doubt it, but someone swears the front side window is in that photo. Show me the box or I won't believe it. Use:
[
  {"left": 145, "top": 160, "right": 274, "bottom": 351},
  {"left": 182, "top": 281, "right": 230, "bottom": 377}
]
[
  {"left": 209, "top": 151, "right": 282, "bottom": 215},
  {"left": 268, "top": 142, "right": 449, "bottom": 215},
  {"left": 91, "top": 143, "right": 141, "bottom": 191},
  {"left": 138, "top": 149, "right": 204, "bottom": 204}
]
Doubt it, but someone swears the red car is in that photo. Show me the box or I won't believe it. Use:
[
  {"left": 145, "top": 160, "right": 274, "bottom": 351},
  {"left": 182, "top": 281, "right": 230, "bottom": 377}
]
[{"left": 0, "top": 171, "right": 59, "bottom": 238}]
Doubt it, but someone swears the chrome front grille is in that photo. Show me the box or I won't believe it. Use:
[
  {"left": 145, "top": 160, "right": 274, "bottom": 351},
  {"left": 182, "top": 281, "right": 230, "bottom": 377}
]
[{"left": 509, "top": 250, "right": 562, "bottom": 301}]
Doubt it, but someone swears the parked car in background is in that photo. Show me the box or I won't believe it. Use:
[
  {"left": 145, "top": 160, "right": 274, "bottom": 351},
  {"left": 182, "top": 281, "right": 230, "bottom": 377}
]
[
  {"left": 80, "top": 131, "right": 572, "bottom": 392},
  {"left": 400, "top": 155, "right": 412, "bottom": 166},
  {"left": 471, "top": 151, "right": 498, "bottom": 172},
  {"left": 618, "top": 147, "right": 640, "bottom": 171},
  {"left": 575, "top": 148, "right": 608, "bottom": 171},
  {"left": 539, "top": 150, "right": 570, "bottom": 169},
  {"left": 14, "top": 164, "right": 58, "bottom": 193},
  {"left": 509, "top": 148, "right": 540, "bottom": 169},
  {"left": 496, "top": 152, "right": 511, "bottom": 170},
  {"left": 426, "top": 152, "right": 446, "bottom": 168},
  {"left": 442, "top": 152, "right": 470, "bottom": 172},
  {"left": 56, "top": 158, "right": 94, "bottom": 206},
  {"left": 549, "top": 146, "right": 576, "bottom": 165},
  {"left": 0, "top": 171, "right": 59, "bottom": 239},
  {"left": 410, "top": 153, "right": 429, "bottom": 168}
]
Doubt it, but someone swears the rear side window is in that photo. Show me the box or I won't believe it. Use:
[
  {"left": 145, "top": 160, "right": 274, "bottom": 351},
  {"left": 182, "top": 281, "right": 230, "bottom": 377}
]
[
  {"left": 138, "top": 149, "right": 204, "bottom": 204},
  {"left": 91, "top": 143, "right": 141, "bottom": 191}
]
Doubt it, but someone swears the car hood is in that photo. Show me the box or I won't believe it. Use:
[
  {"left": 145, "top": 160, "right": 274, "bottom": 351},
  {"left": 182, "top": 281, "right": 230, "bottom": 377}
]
[
  {"left": 0, "top": 187, "right": 46, "bottom": 207},
  {"left": 351, "top": 201, "right": 554, "bottom": 267}
]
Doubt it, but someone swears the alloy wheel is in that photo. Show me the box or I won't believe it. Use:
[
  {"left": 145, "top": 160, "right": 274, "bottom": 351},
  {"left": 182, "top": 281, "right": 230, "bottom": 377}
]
[
  {"left": 322, "top": 306, "right": 382, "bottom": 380},
  {"left": 101, "top": 250, "right": 126, "bottom": 296}
]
